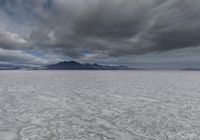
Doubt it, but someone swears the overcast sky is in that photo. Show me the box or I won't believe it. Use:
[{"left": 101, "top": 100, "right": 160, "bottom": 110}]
[{"left": 0, "top": 0, "right": 200, "bottom": 68}]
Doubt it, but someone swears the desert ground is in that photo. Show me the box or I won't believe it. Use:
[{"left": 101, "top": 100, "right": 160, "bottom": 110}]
[{"left": 0, "top": 71, "right": 200, "bottom": 140}]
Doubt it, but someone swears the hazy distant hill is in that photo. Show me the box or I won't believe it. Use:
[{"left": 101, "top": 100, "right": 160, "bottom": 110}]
[{"left": 46, "top": 61, "right": 130, "bottom": 70}]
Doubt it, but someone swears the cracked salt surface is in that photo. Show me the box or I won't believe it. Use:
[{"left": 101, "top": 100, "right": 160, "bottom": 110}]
[{"left": 0, "top": 71, "right": 200, "bottom": 140}]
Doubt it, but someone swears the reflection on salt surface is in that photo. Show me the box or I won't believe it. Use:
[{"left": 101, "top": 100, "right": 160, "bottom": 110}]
[{"left": 0, "top": 71, "right": 200, "bottom": 140}]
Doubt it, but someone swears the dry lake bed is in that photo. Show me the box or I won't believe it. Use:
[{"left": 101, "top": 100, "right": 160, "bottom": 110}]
[{"left": 0, "top": 71, "right": 200, "bottom": 140}]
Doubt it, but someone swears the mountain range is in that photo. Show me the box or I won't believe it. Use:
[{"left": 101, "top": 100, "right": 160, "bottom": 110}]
[
  {"left": 45, "top": 61, "right": 130, "bottom": 70},
  {"left": 0, "top": 61, "right": 130, "bottom": 70}
]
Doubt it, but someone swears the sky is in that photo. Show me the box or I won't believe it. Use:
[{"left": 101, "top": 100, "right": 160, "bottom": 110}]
[{"left": 0, "top": 0, "right": 200, "bottom": 69}]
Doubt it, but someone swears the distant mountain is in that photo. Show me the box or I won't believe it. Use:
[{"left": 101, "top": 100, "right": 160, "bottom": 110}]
[
  {"left": 45, "top": 61, "right": 130, "bottom": 70},
  {"left": 181, "top": 68, "right": 200, "bottom": 71}
]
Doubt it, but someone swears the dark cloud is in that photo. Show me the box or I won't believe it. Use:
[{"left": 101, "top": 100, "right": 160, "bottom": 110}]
[
  {"left": 0, "top": 0, "right": 200, "bottom": 66},
  {"left": 0, "top": 31, "right": 27, "bottom": 50}
]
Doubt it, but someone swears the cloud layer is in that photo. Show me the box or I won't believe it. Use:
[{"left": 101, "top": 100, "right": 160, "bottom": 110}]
[{"left": 0, "top": 0, "right": 200, "bottom": 66}]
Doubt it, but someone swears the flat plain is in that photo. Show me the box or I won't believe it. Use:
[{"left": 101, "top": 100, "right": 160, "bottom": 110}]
[{"left": 0, "top": 71, "right": 200, "bottom": 140}]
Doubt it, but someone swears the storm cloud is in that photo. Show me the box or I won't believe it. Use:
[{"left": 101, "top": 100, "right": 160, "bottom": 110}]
[{"left": 0, "top": 0, "right": 200, "bottom": 66}]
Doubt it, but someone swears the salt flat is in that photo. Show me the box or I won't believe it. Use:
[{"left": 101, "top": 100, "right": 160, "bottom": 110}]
[{"left": 0, "top": 71, "right": 200, "bottom": 140}]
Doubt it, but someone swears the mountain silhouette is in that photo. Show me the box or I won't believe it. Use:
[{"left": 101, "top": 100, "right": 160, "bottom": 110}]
[{"left": 46, "top": 61, "right": 129, "bottom": 70}]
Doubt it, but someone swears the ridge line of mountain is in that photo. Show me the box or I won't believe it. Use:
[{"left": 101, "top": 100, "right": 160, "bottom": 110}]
[{"left": 45, "top": 61, "right": 130, "bottom": 70}]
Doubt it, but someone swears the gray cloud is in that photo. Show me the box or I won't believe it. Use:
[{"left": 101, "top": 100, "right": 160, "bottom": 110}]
[
  {"left": 0, "top": 0, "right": 200, "bottom": 65},
  {"left": 0, "top": 48, "right": 47, "bottom": 65},
  {"left": 0, "top": 30, "right": 28, "bottom": 50}
]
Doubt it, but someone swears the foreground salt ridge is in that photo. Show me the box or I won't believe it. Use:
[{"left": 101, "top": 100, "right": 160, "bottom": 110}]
[{"left": 0, "top": 71, "right": 200, "bottom": 140}]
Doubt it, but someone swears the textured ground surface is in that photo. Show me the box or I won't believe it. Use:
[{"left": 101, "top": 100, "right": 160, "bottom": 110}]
[{"left": 0, "top": 71, "right": 200, "bottom": 140}]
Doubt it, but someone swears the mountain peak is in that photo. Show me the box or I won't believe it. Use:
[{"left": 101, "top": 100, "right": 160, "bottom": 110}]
[
  {"left": 46, "top": 61, "right": 130, "bottom": 70},
  {"left": 58, "top": 61, "right": 81, "bottom": 65}
]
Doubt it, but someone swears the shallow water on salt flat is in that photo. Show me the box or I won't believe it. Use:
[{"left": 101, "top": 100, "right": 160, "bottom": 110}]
[{"left": 0, "top": 71, "right": 200, "bottom": 140}]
